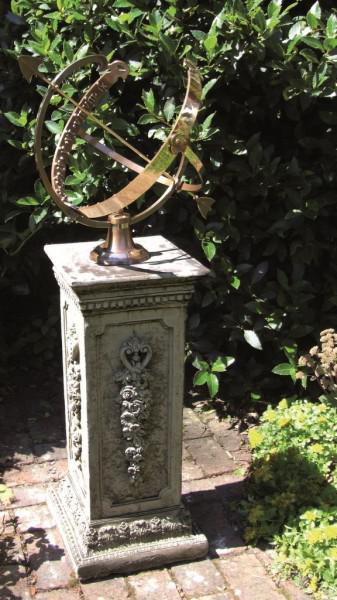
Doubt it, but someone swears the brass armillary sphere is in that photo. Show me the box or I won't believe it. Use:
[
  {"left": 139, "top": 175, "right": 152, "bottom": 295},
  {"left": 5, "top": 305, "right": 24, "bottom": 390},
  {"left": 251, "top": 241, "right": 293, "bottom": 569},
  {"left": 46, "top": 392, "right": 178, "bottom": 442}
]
[{"left": 18, "top": 54, "right": 206, "bottom": 266}]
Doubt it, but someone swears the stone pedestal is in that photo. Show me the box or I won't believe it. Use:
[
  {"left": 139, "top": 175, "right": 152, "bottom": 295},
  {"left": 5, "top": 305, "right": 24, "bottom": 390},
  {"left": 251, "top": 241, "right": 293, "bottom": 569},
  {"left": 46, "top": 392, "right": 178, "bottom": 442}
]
[{"left": 45, "top": 235, "right": 209, "bottom": 580}]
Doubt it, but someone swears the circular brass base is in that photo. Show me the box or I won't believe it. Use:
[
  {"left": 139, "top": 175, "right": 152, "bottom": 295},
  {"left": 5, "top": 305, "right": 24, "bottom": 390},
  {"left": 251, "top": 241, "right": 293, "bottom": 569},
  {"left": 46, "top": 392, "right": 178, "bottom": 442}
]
[{"left": 90, "top": 242, "right": 150, "bottom": 266}]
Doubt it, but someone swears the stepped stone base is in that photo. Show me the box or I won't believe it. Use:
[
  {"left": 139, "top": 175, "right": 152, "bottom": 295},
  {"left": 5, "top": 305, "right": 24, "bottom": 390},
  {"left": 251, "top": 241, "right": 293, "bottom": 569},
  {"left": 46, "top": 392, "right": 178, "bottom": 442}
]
[{"left": 48, "top": 476, "right": 208, "bottom": 580}]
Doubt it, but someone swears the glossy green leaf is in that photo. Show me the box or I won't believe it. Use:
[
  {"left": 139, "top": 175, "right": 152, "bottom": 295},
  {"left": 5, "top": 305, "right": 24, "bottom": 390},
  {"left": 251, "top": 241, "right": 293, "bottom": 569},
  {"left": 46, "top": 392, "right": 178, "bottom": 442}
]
[
  {"left": 204, "top": 33, "right": 217, "bottom": 55},
  {"left": 207, "top": 373, "right": 219, "bottom": 398},
  {"left": 16, "top": 196, "right": 40, "bottom": 206},
  {"left": 192, "top": 357, "right": 209, "bottom": 371},
  {"left": 163, "top": 97, "right": 175, "bottom": 122},
  {"left": 272, "top": 363, "right": 294, "bottom": 375},
  {"left": 326, "top": 14, "right": 337, "bottom": 37},
  {"left": 307, "top": 1, "right": 321, "bottom": 22},
  {"left": 32, "top": 206, "right": 48, "bottom": 224},
  {"left": 212, "top": 356, "right": 235, "bottom": 372},
  {"left": 45, "top": 120, "right": 63, "bottom": 134},
  {"left": 193, "top": 370, "right": 208, "bottom": 386},
  {"left": 244, "top": 330, "right": 263, "bottom": 351},
  {"left": 267, "top": 0, "right": 282, "bottom": 17},
  {"left": 142, "top": 89, "right": 155, "bottom": 113},
  {"left": 302, "top": 36, "right": 324, "bottom": 50},
  {"left": 202, "top": 240, "right": 216, "bottom": 262},
  {"left": 231, "top": 275, "right": 241, "bottom": 289},
  {"left": 4, "top": 111, "right": 27, "bottom": 127}
]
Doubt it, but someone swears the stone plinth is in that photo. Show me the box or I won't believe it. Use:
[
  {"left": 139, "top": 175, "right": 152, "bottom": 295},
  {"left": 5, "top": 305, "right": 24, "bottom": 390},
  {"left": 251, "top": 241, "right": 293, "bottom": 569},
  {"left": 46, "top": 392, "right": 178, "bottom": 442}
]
[{"left": 44, "top": 235, "right": 209, "bottom": 579}]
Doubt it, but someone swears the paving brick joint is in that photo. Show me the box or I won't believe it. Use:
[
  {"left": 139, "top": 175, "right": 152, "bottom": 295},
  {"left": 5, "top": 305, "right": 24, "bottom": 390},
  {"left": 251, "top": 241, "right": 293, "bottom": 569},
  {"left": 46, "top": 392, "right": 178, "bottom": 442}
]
[{"left": 0, "top": 403, "right": 309, "bottom": 600}]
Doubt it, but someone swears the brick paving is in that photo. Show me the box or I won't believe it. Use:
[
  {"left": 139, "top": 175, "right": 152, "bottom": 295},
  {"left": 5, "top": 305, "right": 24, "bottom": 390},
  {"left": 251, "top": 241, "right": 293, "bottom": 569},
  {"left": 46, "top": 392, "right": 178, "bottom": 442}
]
[{"left": 0, "top": 402, "right": 309, "bottom": 600}]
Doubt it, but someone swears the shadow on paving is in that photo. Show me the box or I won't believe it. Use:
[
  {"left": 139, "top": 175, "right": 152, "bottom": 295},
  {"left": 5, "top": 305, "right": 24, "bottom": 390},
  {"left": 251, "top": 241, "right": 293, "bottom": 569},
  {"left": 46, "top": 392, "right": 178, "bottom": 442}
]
[
  {"left": 0, "top": 523, "right": 66, "bottom": 599},
  {"left": 0, "top": 514, "right": 25, "bottom": 600},
  {"left": 0, "top": 367, "right": 249, "bottom": 593},
  {"left": 0, "top": 368, "right": 66, "bottom": 484},
  {"left": 185, "top": 480, "right": 247, "bottom": 558},
  {"left": 0, "top": 565, "right": 26, "bottom": 600}
]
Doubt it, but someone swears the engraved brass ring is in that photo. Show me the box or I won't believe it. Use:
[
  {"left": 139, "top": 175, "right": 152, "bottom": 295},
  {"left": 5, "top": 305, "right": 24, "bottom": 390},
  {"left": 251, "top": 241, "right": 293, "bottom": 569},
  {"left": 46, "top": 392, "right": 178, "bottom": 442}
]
[{"left": 34, "top": 54, "right": 203, "bottom": 230}]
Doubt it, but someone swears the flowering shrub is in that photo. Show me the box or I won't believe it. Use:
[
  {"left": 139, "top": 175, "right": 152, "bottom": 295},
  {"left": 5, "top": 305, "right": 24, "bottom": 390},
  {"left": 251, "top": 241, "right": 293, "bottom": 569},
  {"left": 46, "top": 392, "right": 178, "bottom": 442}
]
[
  {"left": 299, "top": 328, "right": 337, "bottom": 402},
  {"left": 243, "top": 398, "right": 337, "bottom": 597}
]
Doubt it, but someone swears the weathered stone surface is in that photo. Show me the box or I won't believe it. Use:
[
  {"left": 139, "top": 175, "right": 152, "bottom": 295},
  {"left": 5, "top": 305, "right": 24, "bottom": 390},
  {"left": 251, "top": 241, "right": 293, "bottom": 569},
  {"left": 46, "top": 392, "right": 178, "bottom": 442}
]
[
  {"left": 171, "top": 559, "right": 226, "bottom": 599},
  {"left": 217, "top": 552, "right": 286, "bottom": 600},
  {"left": 193, "top": 595, "right": 232, "bottom": 600},
  {"left": 35, "top": 590, "right": 81, "bottom": 599},
  {"left": 182, "top": 444, "right": 205, "bottom": 481},
  {"left": 254, "top": 549, "right": 309, "bottom": 598},
  {"left": 49, "top": 474, "right": 208, "bottom": 580},
  {"left": 15, "top": 503, "right": 56, "bottom": 532},
  {"left": 81, "top": 576, "right": 130, "bottom": 600},
  {"left": 196, "top": 410, "right": 219, "bottom": 424},
  {"left": 253, "top": 546, "right": 277, "bottom": 569},
  {"left": 9, "top": 484, "right": 46, "bottom": 508},
  {"left": 3, "top": 459, "right": 67, "bottom": 487},
  {"left": 24, "top": 527, "right": 75, "bottom": 591},
  {"left": 0, "top": 564, "right": 31, "bottom": 599},
  {"left": 231, "top": 449, "right": 251, "bottom": 465},
  {"left": 45, "top": 237, "right": 209, "bottom": 578},
  {"left": 185, "top": 437, "right": 235, "bottom": 476},
  {"left": 128, "top": 569, "right": 181, "bottom": 600},
  {"left": 201, "top": 418, "right": 242, "bottom": 451},
  {"left": 183, "top": 408, "right": 210, "bottom": 440},
  {"left": 45, "top": 236, "right": 209, "bottom": 288},
  {"left": 279, "top": 580, "right": 310, "bottom": 600}
]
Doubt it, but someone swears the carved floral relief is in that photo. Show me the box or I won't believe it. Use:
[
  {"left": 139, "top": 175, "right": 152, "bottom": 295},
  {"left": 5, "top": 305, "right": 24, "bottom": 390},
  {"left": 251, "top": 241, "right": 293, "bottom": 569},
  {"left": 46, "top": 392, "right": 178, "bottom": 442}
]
[
  {"left": 58, "top": 477, "right": 190, "bottom": 554},
  {"left": 66, "top": 323, "right": 82, "bottom": 471},
  {"left": 115, "top": 335, "right": 153, "bottom": 484}
]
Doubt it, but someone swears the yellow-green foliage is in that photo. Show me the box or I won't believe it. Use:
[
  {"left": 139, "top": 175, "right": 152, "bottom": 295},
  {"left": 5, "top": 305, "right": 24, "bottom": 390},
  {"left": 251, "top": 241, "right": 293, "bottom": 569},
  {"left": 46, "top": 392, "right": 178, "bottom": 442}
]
[{"left": 243, "top": 398, "right": 337, "bottom": 598}]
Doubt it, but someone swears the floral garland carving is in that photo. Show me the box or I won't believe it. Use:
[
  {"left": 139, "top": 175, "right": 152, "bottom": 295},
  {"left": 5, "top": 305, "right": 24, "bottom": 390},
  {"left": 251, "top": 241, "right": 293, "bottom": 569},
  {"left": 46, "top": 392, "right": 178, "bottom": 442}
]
[
  {"left": 67, "top": 323, "right": 82, "bottom": 470},
  {"left": 115, "top": 335, "right": 152, "bottom": 483},
  {"left": 85, "top": 513, "right": 191, "bottom": 551},
  {"left": 58, "top": 478, "right": 191, "bottom": 554}
]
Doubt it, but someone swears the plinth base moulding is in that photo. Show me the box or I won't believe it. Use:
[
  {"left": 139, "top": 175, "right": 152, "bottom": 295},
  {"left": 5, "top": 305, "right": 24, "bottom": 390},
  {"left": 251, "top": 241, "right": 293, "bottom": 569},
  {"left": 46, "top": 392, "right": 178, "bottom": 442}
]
[
  {"left": 49, "top": 476, "right": 207, "bottom": 579},
  {"left": 45, "top": 236, "right": 209, "bottom": 579}
]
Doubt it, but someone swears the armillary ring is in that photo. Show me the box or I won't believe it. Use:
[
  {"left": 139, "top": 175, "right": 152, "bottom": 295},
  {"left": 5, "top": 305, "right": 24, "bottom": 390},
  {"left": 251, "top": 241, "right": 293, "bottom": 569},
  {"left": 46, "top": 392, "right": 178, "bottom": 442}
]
[{"left": 19, "top": 54, "right": 205, "bottom": 266}]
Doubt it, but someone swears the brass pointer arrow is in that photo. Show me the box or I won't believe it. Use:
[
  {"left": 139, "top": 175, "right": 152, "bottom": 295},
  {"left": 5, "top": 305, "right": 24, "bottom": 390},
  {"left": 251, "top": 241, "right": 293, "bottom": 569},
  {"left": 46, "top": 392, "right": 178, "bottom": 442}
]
[{"left": 18, "top": 55, "right": 153, "bottom": 166}]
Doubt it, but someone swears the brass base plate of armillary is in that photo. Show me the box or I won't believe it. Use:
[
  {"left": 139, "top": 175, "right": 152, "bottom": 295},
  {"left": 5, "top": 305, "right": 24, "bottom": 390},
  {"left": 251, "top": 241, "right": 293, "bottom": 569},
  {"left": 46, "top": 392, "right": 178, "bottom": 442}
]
[
  {"left": 90, "top": 211, "right": 150, "bottom": 266},
  {"left": 91, "top": 243, "right": 150, "bottom": 267}
]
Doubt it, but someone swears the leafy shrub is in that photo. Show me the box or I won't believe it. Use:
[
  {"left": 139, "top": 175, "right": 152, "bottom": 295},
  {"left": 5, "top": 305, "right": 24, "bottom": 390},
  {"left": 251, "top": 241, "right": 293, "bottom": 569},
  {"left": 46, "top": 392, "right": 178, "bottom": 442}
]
[
  {"left": 243, "top": 397, "right": 337, "bottom": 597},
  {"left": 2, "top": 0, "right": 337, "bottom": 403},
  {"left": 192, "top": 355, "right": 235, "bottom": 398}
]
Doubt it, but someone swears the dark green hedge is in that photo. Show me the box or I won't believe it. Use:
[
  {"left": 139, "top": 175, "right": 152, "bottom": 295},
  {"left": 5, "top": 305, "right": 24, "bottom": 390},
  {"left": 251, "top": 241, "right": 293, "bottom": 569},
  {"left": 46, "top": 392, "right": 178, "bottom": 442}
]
[{"left": 2, "top": 0, "right": 337, "bottom": 405}]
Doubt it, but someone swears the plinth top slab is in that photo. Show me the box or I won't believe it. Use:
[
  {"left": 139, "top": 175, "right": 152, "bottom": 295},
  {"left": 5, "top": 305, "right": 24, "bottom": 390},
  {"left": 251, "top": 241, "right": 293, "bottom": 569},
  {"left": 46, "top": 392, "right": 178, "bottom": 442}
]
[{"left": 45, "top": 236, "right": 209, "bottom": 289}]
